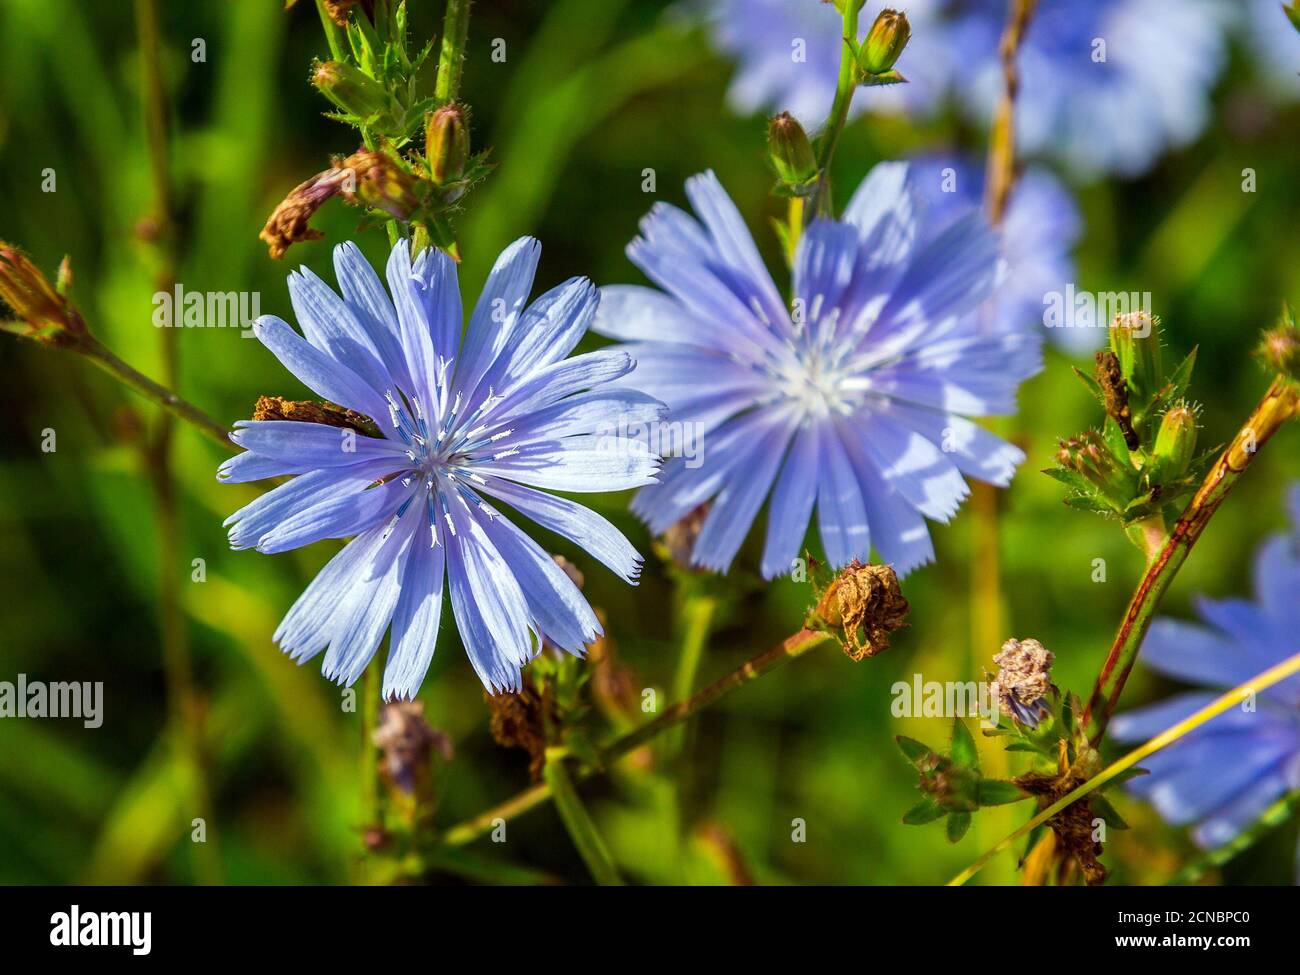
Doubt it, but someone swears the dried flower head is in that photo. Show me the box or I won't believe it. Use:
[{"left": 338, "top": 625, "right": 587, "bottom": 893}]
[
  {"left": 258, "top": 167, "right": 354, "bottom": 259},
  {"left": 372, "top": 699, "right": 452, "bottom": 795},
  {"left": 0, "top": 244, "right": 86, "bottom": 345},
  {"left": 814, "top": 560, "right": 909, "bottom": 660},
  {"left": 990, "top": 637, "right": 1054, "bottom": 726}
]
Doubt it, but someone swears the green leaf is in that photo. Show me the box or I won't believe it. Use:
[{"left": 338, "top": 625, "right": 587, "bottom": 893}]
[
  {"left": 977, "top": 780, "right": 1028, "bottom": 807},
  {"left": 1072, "top": 365, "right": 1104, "bottom": 403},
  {"left": 950, "top": 718, "right": 979, "bottom": 771},
  {"left": 902, "top": 797, "right": 946, "bottom": 825},
  {"left": 1090, "top": 793, "right": 1130, "bottom": 830},
  {"left": 1004, "top": 741, "right": 1042, "bottom": 753},
  {"left": 946, "top": 811, "right": 972, "bottom": 843},
  {"left": 895, "top": 735, "right": 935, "bottom": 767}
]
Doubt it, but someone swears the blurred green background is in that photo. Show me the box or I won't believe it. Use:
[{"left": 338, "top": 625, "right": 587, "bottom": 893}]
[{"left": 1, "top": 0, "right": 1298, "bottom": 885}]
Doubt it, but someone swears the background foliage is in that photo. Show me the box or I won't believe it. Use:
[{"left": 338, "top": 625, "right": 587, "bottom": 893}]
[{"left": 1, "top": 0, "right": 1298, "bottom": 884}]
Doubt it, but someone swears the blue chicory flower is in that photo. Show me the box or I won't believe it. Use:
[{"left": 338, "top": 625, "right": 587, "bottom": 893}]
[
  {"left": 592, "top": 165, "right": 1040, "bottom": 579},
  {"left": 949, "top": 0, "right": 1230, "bottom": 180},
  {"left": 703, "top": 0, "right": 951, "bottom": 125},
  {"left": 1238, "top": 0, "right": 1300, "bottom": 101},
  {"left": 1112, "top": 485, "right": 1300, "bottom": 871},
  {"left": 220, "top": 239, "right": 662, "bottom": 697},
  {"left": 906, "top": 154, "right": 1090, "bottom": 352}
]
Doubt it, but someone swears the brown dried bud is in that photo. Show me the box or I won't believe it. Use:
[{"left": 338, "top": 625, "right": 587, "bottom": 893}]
[
  {"left": 372, "top": 699, "right": 452, "bottom": 796},
  {"left": 814, "top": 560, "right": 909, "bottom": 660},
  {"left": 990, "top": 637, "right": 1054, "bottom": 726},
  {"left": 339, "top": 149, "right": 421, "bottom": 222},
  {"left": 485, "top": 686, "right": 551, "bottom": 780},
  {"left": 0, "top": 244, "right": 86, "bottom": 346},
  {"left": 660, "top": 502, "right": 711, "bottom": 569},
  {"left": 320, "top": 0, "right": 375, "bottom": 29},
  {"left": 251, "top": 395, "right": 379, "bottom": 436},
  {"left": 1094, "top": 350, "right": 1138, "bottom": 449},
  {"left": 258, "top": 167, "right": 353, "bottom": 260}
]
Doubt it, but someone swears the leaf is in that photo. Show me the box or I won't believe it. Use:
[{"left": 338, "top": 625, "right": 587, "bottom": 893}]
[
  {"left": 1072, "top": 365, "right": 1104, "bottom": 403},
  {"left": 1090, "top": 793, "right": 1130, "bottom": 830},
  {"left": 950, "top": 718, "right": 979, "bottom": 772},
  {"left": 895, "top": 735, "right": 935, "bottom": 767},
  {"left": 946, "top": 811, "right": 972, "bottom": 843},
  {"left": 977, "top": 780, "right": 1028, "bottom": 807},
  {"left": 1004, "top": 742, "right": 1042, "bottom": 753},
  {"left": 902, "top": 797, "right": 946, "bottom": 825},
  {"left": 1102, "top": 416, "right": 1133, "bottom": 467}
]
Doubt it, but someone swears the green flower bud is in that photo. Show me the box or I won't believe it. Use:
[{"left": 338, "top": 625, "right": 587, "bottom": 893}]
[
  {"left": 767, "top": 112, "right": 818, "bottom": 189},
  {"left": 918, "top": 754, "right": 980, "bottom": 813},
  {"left": 312, "top": 60, "right": 389, "bottom": 121},
  {"left": 859, "top": 8, "right": 910, "bottom": 76},
  {"left": 1108, "top": 311, "right": 1162, "bottom": 399},
  {"left": 1152, "top": 403, "right": 1198, "bottom": 481},
  {"left": 425, "top": 103, "right": 471, "bottom": 188}
]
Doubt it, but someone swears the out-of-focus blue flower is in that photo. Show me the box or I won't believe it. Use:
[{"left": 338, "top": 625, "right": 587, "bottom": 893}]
[
  {"left": 703, "top": 0, "right": 950, "bottom": 125},
  {"left": 950, "top": 0, "right": 1230, "bottom": 180},
  {"left": 906, "top": 154, "right": 1091, "bottom": 352},
  {"left": 1239, "top": 0, "right": 1300, "bottom": 100},
  {"left": 1112, "top": 485, "right": 1300, "bottom": 865},
  {"left": 593, "top": 165, "right": 1040, "bottom": 579},
  {"left": 220, "top": 239, "right": 661, "bottom": 698}
]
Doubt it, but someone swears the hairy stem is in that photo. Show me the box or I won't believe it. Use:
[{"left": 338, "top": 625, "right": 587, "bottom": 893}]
[
  {"left": 442, "top": 627, "right": 835, "bottom": 846},
  {"left": 1082, "top": 375, "right": 1300, "bottom": 745},
  {"left": 808, "top": 1, "right": 859, "bottom": 219},
  {"left": 543, "top": 748, "right": 625, "bottom": 885},
  {"left": 950, "top": 648, "right": 1300, "bottom": 886},
  {"left": 75, "top": 333, "right": 232, "bottom": 450},
  {"left": 434, "top": 0, "right": 472, "bottom": 104}
]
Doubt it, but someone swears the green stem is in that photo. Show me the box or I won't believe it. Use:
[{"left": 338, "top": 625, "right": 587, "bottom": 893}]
[
  {"left": 434, "top": 0, "right": 472, "bottom": 104},
  {"left": 543, "top": 747, "right": 624, "bottom": 885},
  {"left": 664, "top": 592, "right": 716, "bottom": 757},
  {"left": 808, "top": 2, "right": 858, "bottom": 219},
  {"left": 315, "top": 0, "right": 349, "bottom": 61},
  {"left": 442, "top": 627, "right": 835, "bottom": 846},
  {"left": 1082, "top": 375, "right": 1299, "bottom": 746},
  {"left": 950, "top": 648, "right": 1300, "bottom": 886},
  {"left": 75, "top": 333, "right": 233, "bottom": 451}
]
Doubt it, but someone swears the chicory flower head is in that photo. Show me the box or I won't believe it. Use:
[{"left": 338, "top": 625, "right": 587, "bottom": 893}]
[
  {"left": 906, "top": 154, "right": 1088, "bottom": 352},
  {"left": 220, "top": 239, "right": 662, "bottom": 698},
  {"left": 949, "top": 0, "right": 1229, "bottom": 179},
  {"left": 593, "top": 165, "right": 1040, "bottom": 579},
  {"left": 1112, "top": 485, "right": 1300, "bottom": 868}
]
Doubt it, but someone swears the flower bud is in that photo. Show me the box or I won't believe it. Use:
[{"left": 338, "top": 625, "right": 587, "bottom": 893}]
[
  {"left": 1108, "top": 311, "right": 1162, "bottom": 398},
  {"left": 312, "top": 60, "right": 389, "bottom": 121},
  {"left": 425, "top": 103, "right": 470, "bottom": 188},
  {"left": 767, "top": 112, "right": 818, "bottom": 189},
  {"left": 917, "top": 754, "right": 980, "bottom": 813},
  {"left": 0, "top": 244, "right": 86, "bottom": 345},
  {"left": 1152, "top": 403, "right": 1198, "bottom": 481},
  {"left": 1055, "top": 431, "right": 1135, "bottom": 500},
  {"left": 859, "top": 8, "right": 910, "bottom": 76},
  {"left": 1256, "top": 305, "right": 1300, "bottom": 379},
  {"left": 339, "top": 149, "right": 420, "bottom": 221}
]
